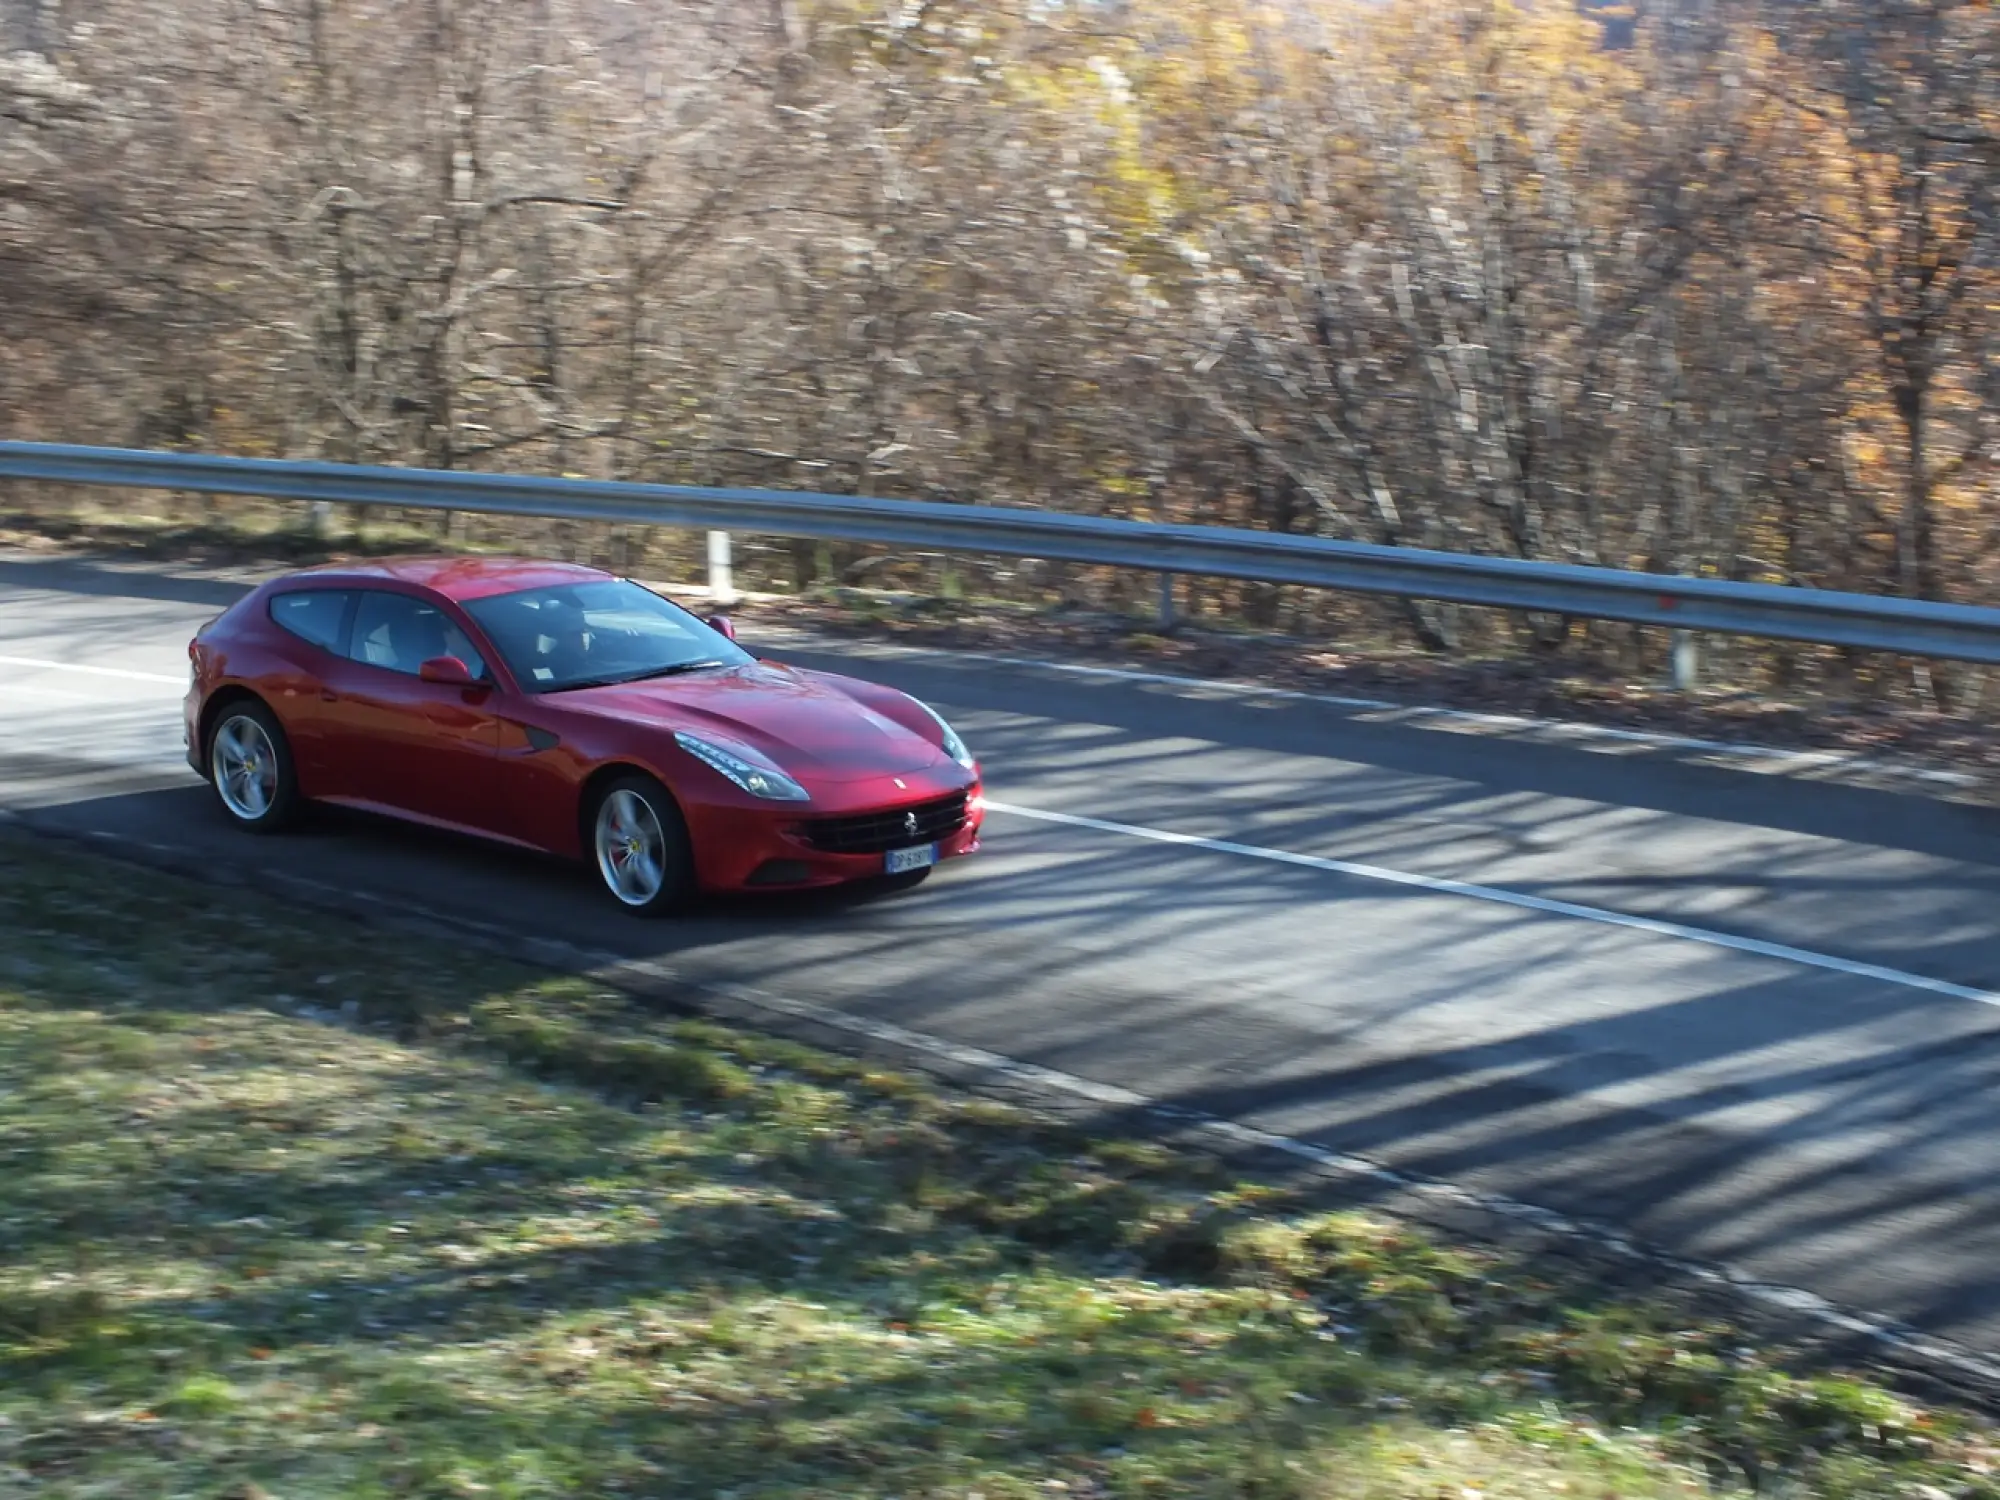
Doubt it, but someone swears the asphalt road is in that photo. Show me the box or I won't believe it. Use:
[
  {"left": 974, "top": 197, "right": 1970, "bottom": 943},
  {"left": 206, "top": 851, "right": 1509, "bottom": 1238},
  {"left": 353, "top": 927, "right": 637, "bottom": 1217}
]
[{"left": 9, "top": 549, "right": 2000, "bottom": 1357}]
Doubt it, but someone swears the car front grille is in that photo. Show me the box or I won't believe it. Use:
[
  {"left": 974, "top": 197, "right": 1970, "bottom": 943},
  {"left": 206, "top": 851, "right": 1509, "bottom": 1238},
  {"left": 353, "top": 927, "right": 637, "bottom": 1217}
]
[{"left": 798, "top": 790, "right": 969, "bottom": 856}]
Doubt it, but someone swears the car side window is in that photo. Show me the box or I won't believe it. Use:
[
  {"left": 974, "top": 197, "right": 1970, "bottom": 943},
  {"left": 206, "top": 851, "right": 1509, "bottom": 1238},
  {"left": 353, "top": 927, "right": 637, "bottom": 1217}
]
[
  {"left": 347, "top": 590, "right": 488, "bottom": 680},
  {"left": 269, "top": 589, "right": 353, "bottom": 653}
]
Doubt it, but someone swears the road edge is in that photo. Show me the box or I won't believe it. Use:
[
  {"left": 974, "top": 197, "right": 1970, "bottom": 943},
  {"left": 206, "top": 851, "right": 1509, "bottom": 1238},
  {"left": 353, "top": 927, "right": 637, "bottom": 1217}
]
[
  {"left": 7, "top": 801, "right": 2000, "bottom": 1416},
  {"left": 5, "top": 544, "right": 1995, "bottom": 805}
]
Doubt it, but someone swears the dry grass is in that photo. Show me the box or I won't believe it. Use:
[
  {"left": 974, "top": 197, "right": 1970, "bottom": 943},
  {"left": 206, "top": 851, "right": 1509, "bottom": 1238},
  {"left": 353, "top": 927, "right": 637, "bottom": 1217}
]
[{"left": 3, "top": 810, "right": 1999, "bottom": 1495}]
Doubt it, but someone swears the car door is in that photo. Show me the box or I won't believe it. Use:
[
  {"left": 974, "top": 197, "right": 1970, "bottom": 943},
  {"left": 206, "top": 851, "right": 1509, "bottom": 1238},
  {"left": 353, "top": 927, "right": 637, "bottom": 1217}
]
[
  {"left": 259, "top": 586, "right": 360, "bottom": 797},
  {"left": 315, "top": 586, "right": 509, "bottom": 835}
]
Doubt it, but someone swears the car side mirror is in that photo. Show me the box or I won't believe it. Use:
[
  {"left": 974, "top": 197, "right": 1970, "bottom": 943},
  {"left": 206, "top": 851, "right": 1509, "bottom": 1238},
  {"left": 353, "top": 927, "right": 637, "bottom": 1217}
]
[
  {"left": 418, "top": 655, "right": 475, "bottom": 686},
  {"left": 706, "top": 614, "right": 737, "bottom": 641}
]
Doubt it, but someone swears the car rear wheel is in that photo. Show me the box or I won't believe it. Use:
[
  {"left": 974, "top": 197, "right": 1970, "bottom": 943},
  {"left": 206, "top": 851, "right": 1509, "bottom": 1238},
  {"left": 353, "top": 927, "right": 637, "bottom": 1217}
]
[
  {"left": 207, "top": 699, "right": 301, "bottom": 832},
  {"left": 590, "top": 774, "right": 695, "bottom": 915}
]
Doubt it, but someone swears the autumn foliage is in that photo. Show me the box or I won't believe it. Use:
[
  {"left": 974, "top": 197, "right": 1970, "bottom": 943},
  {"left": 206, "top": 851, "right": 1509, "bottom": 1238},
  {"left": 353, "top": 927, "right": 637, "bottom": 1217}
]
[{"left": 1, "top": 0, "right": 1995, "bottom": 692}]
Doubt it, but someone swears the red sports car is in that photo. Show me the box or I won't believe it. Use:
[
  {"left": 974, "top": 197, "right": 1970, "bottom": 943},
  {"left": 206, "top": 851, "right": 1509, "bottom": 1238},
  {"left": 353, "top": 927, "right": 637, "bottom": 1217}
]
[{"left": 182, "top": 556, "right": 983, "bottom": 913}]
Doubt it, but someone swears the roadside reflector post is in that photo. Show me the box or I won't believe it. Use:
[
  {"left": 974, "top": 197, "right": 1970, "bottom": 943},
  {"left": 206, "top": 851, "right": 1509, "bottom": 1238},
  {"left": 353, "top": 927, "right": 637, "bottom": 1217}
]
[
  {"left": 1671, "top": 629, "right": 1699, "bottom": 691},
  {"left": 1159, "top": 572, "right": 1175, "bottom": 631},
  {"left": 707, "top": 529, "right": 736, "bottom": 606}
]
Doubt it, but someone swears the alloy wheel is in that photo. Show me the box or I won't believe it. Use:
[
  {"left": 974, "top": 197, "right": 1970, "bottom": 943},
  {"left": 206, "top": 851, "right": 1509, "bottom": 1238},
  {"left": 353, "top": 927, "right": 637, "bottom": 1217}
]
[
  {"left": 213, "top": 713, "right": 280, "bottom": 822},
  {"left": 595, "top": 787, "right": 668, "bottom": 907}
]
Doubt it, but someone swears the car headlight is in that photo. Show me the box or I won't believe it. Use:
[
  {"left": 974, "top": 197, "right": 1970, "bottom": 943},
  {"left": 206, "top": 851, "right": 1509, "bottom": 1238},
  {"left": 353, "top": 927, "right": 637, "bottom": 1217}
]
[
  {"left": 914, "top": 700, "right": 977, "bottom": 770},
  {"left": 673, "top": 731, "right": 811, "bottom": 802}
]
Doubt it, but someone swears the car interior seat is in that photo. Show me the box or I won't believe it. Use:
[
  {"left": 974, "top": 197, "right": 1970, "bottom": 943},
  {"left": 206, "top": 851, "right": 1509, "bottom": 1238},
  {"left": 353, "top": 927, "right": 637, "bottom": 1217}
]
[{"left": 396, "top": 607, "right": 453, "bottom": 674}]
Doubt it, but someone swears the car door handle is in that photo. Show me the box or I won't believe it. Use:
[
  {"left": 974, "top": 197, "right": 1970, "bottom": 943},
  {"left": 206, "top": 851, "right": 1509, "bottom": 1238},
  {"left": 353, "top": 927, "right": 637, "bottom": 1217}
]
[{"left": 321, "top": 689, "right": 338, "bottom": 702}]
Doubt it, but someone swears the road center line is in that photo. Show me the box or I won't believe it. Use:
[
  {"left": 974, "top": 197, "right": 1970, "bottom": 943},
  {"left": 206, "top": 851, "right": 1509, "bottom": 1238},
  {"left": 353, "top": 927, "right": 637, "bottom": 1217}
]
[
  {"left": 984, "top": 798, "right": 2000, "bottom": 1007},
  {"left": 0, "top": 653, "right": 186, "bottom": 685}
]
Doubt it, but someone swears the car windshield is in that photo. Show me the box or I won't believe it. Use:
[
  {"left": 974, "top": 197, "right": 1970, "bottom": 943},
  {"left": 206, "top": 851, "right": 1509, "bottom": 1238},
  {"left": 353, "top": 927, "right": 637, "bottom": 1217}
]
[{"left": 462, "top": 578, "right": 753, "bottom": 692}]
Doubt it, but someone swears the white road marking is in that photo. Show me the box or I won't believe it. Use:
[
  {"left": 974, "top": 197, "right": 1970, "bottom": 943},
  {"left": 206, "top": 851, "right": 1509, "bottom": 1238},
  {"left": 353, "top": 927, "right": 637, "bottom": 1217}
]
[
  {"left": 986, "top": 799, "right": 2000, "bottom": 1007},
  {"left": 7, "top": 633, "right": 1986, "bottom": 1005},
  {"left": 0, "top": 653, "right": 185, "bottom": 685}
]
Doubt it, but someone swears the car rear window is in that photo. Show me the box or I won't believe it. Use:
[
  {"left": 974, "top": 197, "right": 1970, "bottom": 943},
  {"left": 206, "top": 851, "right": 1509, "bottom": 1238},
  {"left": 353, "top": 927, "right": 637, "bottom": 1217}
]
[{"left": 268, "top": 589, "right": 352, "bottom": 652}]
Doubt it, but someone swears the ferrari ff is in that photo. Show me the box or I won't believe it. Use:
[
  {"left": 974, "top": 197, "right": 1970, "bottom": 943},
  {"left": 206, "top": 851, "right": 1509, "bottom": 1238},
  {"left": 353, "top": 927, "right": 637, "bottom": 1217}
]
[{"left": 182, "top": 556, "right": 983, "bottom": 913}]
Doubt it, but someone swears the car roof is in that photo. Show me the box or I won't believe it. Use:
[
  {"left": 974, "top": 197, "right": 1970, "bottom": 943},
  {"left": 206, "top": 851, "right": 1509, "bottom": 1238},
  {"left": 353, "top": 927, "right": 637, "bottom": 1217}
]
[{"left": 271, "top": 555, "right": 617, "bottom": 603}]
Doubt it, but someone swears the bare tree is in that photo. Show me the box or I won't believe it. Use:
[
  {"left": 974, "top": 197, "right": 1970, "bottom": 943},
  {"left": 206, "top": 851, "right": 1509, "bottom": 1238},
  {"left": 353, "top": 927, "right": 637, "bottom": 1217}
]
[{"left": 1, "top": 0, "right": 1994, "bottom": 697}]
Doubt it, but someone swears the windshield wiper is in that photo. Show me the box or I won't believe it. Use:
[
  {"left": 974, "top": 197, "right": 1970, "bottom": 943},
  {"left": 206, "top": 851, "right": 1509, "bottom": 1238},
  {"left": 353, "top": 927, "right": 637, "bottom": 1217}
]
[
  {"left": 624, "top": 659, "right": 729, "bottom": 680},
  {"left": 549, "top": 660, "right": 729, "bottom": 691}
]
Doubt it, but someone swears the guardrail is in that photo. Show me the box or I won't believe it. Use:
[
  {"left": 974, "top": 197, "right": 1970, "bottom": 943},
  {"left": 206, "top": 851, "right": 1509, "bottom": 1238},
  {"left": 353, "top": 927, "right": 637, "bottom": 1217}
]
[{"left": 6, "top": 438, "right": 2000, "bottom": 666}]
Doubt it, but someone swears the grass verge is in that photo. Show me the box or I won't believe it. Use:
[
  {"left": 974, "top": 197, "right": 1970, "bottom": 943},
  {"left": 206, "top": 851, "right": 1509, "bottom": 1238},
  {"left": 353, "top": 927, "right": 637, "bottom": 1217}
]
[{"left": 2, "top": 825, "right": 1998, "bottom": 1498}]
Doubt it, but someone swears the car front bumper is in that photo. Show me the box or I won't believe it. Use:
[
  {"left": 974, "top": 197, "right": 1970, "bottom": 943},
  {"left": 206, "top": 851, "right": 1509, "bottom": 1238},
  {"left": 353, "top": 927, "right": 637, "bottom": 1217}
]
[{"left": 684, "top": 779, "right": 985, "bottom": 893}]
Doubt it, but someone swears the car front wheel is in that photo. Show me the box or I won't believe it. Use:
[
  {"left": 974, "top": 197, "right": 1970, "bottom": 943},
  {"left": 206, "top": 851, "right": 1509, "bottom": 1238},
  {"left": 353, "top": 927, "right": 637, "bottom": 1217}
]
[
  {"left": 207, "top": 699, "right": 301, "bottom": 832},
  {"left": 589, "top": 774, "right": 695, "bottom": 916}
]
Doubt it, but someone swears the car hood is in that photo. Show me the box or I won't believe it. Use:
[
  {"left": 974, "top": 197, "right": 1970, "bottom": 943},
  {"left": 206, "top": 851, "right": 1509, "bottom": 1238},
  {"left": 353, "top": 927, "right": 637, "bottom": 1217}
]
[{"left": 555, "top": 661, "right": 948, "bottom": 784}]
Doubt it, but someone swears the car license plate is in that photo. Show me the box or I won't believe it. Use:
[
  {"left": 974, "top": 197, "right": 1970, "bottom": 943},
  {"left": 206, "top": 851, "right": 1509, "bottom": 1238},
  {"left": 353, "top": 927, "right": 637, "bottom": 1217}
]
[{"left": 884, "top": 843, "right": 937, "bottom": 874}]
